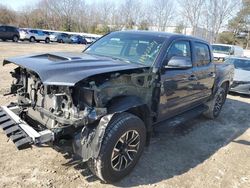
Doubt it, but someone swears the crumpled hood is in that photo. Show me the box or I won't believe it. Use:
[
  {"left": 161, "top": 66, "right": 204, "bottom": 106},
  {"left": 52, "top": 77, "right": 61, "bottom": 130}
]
[
  {"left": 3, "top": 52, "right": 148, "bottom": 86},
  {"left": 234, "top": 68, "right": 250, "bottom": 82}
]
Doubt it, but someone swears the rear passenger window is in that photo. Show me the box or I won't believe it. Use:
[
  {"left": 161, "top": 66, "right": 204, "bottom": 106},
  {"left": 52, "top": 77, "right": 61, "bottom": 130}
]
[
  {"left": 6, "top": 27, "right": 15, "bottom": 32},
  {"left": 194, "top": 42, "right": 211, "bottom": 66}
]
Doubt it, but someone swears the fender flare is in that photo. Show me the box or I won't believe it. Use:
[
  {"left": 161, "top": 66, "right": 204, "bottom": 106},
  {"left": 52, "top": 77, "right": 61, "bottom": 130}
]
[
  {"left": 107, "top": 95, "right": 148, "bottom": 113},
  {"left": 108, "top": 95, "right": 153, "bottom": 133},
  {"left": 212, "top": 79, "right": 230, "bottom": 98},
  {"left": 72, "top": 96, "right": 152, "bottom": 161}
]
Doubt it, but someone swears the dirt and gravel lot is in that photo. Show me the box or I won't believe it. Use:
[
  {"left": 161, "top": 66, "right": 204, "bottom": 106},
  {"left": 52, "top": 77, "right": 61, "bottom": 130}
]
[{"left": 0, "top": 42, "right": 249, "bottom": 188}]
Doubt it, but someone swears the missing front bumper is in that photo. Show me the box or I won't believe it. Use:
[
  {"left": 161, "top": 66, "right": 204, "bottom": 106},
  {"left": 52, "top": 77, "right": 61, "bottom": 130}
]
[{"left": 0, "top": 106, "right": 54, "bottom": 150}]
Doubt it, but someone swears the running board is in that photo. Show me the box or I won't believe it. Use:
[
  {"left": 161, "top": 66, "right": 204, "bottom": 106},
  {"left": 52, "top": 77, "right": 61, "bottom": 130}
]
[
  {"left": 157, "top": 105, "right": 208, "bottom": 128},
  {"left": 0, "top": 106, "right": 54, "bottom": 150}
]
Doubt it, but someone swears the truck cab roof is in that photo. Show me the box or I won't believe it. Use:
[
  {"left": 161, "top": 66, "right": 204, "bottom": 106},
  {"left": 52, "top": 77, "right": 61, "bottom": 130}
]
[{"left": 116, "top": 30, "right": 209, "bottom": 44}]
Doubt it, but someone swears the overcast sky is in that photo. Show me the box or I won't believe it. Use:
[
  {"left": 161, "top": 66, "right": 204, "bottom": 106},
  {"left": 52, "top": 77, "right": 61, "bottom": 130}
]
[
  {"left": 0, "top": 0, "right": 105, "bottom": 10},
  {"left": 0, "top": 0, "right": 38, "bottom": 10}
]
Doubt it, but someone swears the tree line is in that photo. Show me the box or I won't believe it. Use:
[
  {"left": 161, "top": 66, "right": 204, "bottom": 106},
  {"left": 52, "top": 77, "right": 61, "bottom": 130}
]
[{"left": 0, "top": 0, "right": 248, "bottom": 46}]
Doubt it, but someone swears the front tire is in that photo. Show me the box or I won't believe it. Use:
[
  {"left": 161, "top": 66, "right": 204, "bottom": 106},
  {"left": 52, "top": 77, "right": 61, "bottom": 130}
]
[
  {"left": 203, "top": 87, "right": 227, "bottom": 119},
  {"left": 29, "top": 37, "right": 35, "bottom": 42},
  {"left": 87, "top": 112, "right": 146, "bottom": 183}
]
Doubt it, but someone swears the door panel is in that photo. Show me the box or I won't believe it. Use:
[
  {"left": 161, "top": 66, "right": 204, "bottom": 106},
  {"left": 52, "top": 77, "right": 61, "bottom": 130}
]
[
  {"left": 0, "top": 26, "right": 6, "bottom": 39},
  {"left": 157, "top": 40, "right": 197, "bottom": 121},
  {"left": 192, "top": 42, "right": 215, "bottom": 100},
  {"left": 37, "top": 31, "right": 45, "bottom": 40},
  {"left": 158, "top": 68, "right": 198, "bottom": 121}
]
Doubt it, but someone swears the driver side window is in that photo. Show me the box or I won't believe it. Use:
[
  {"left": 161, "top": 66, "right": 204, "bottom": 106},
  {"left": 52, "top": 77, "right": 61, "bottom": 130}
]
[
  {"left": 166, "top": 40, "right": 192, "bottom": 66},
  {"left": 168, "top": 41, "right": 191, "bottom": 59}
]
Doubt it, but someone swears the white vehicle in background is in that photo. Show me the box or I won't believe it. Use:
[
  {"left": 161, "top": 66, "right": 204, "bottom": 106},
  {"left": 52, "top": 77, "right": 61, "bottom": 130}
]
[
  {"left": 84, "top": 36, "right": 93, "bottom": 44},
  {"left": 212, "top": 44, "right": 244, "bottom": 61},
  {"left": 49, "top": 32, "right": 59, "bottom": 42},
  {"left": 19, "top": 29, "right": 50, "bottom": 43}
]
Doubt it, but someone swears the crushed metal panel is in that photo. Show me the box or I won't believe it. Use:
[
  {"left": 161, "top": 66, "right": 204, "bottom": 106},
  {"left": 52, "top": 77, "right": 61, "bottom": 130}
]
[{"left": 73, "top": 114, "right": 114, "bottom": 162}]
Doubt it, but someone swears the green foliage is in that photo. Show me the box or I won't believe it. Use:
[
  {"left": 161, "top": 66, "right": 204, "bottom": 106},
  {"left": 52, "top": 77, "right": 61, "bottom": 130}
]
[
  {"left": 228, "top": 0, "right": 250, "bottom": 48},
  {"left": 218, "top": 32, "right": 235, "bottom": 44},
  {"left": 94, "top": 25, "right": 111, "bottom": 35},
  {"left": 218, "top": 32, "right": 249, "bottom": 48}
]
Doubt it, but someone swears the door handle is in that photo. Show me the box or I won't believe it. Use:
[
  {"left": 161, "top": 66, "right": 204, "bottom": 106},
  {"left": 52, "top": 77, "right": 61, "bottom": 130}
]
[{"left": 188, "top": 75, "right": 198, "bottom": 81}]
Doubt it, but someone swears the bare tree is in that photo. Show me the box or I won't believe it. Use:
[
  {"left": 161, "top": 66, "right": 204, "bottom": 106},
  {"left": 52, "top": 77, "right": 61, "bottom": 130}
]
[
  {"left": 119, "top": 0, "right": 141, "bottom": 29},
  {"left": 97, "top": 0, "right": 113, "bottom": 25},
  {"left": 203, "top": 0, "right": 240, "bottom": 42},
  {"left": 178, "top": 0, "right": 205, "bottom": 36},
  {"left": 42, "top": 0, "right": 83, "bottom": 31},
  {"left": 0, "top": 0, "right": 244, "bottom": 39},
  {"left": 151, "top": 0, "right": 175, "bottom": 31},
  {"left": 0, "top": 5, "right": 17, "bottom": 25}
]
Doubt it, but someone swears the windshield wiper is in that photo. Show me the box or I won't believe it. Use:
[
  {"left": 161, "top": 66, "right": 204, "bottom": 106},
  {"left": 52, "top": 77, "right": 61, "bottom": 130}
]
[{"left": 109, "top": 56, "right": 132, "bottom": 64}]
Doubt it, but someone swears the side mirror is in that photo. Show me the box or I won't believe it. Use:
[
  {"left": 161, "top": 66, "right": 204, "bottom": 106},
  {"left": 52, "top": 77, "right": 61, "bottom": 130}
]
[{"left": 165, "top": 56, "right": 192, "bottom": 69}]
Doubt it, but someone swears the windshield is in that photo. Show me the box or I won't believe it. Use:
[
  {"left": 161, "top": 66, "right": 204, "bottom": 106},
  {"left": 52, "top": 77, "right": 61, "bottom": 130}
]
[
  {"left": 84, "top": 32, "right": 165, "bottom": 66},
  {"left": 225, "top": 58, "right": 250, "bottom": 71},
  {"left": 212, "top": 45, "right": 231, "bottom": 55}
]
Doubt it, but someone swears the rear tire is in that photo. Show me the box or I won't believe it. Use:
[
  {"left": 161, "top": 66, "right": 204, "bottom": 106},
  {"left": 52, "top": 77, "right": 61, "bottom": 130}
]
[
  {"left": 45, "top": 38, "right": 50, "bottom": 43},
  {"left": 12, "top": 35, "right": 19, "bottom": 42},
  {"left": 87, "top": 112, "right": 146, "bottom": 183},
  {"left": 203, "top": 87, "right": 226, "bottom": 119}
]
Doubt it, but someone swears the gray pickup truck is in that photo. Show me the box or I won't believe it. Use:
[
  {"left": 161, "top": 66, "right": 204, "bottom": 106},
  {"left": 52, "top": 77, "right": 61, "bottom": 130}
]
[{"left": 0, "top": 31, "right": 234, "bottom": 182}]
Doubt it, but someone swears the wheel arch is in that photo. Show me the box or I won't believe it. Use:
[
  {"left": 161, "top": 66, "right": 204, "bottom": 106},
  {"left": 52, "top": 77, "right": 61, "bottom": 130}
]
[
  {"left": 107, "top": 96, "right": 152, "bottom": 128},
  {"left": 30, "top": 36, "right": 36, "bottom": 41},
  {"left": 107, "top": 95, "right": 152, "bottom": 144},
  {"left": 12, "top": 34, "right": 19, "bottom": 39},
  {"left": 212, "top": 79, "right": 230, "bottom": 98}
]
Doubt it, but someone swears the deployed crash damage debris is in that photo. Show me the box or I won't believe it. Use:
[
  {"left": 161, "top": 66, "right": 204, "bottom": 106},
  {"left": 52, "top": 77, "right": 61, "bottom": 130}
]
[
  {"left": 0, "top": 31, "right": 234, "bottom": 183},
  {"left": 73, "top": 114, "right": 114, "bottom": 161}
]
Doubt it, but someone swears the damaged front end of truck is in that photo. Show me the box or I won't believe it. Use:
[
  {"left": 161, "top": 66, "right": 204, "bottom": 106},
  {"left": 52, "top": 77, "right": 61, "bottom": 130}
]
[{"left": 0, "top": 53, "right": 157, "bottom": 161}]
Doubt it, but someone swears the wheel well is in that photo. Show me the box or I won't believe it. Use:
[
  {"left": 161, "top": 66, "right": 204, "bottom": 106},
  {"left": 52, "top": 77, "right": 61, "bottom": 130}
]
[
  {"left": 126, "top": 105, "right": 152, "bottom": 145},
  {"left": 126, "top": 105, "right": 149, "bottom": 126},
  {"left": 106, "top": 96, "right": 153, "bottom": 144}
]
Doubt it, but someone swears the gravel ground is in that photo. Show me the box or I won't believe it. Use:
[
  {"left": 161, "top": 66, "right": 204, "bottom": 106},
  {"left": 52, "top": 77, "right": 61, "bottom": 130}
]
[{"left": 0, "top": 42, "right": 249, "bottom": 188}]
